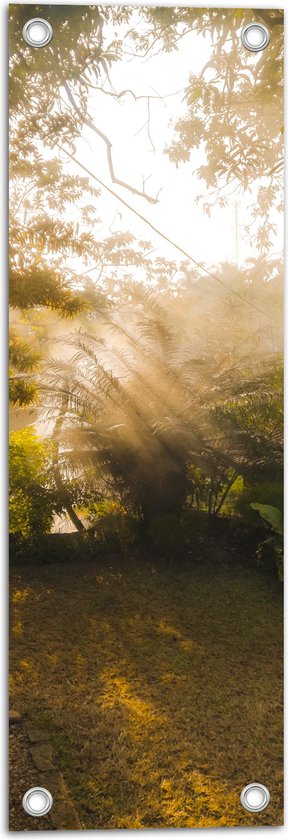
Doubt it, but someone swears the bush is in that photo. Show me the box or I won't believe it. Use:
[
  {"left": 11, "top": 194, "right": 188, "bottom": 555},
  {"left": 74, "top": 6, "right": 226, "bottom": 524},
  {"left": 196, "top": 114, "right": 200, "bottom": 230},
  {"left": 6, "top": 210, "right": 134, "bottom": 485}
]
[
  {"left": 9, "top": 429, "right": 58, "bottom": 536},
  {"left": 182, "top": 509, "right": 210, "bottom": 544},
  {"left": 148, "top": 513, "right": 186, "bottom": 557},
  {"left": 235, "top": 481, "right": 283, "bottom": 524},
  {"left": 250, "top": 503, "right": 283, "bottom": 581},
  {"left": 9, "top": 532, "right": 106, "bottom": 564}
]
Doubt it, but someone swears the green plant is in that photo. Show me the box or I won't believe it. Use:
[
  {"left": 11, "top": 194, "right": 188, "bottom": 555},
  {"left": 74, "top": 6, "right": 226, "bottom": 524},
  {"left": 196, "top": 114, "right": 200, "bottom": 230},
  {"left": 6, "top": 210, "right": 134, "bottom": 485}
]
[
  {"left": 235, "top": 481, "right": 283, "bottom": 523},
  {"left": 9, "top": 429, "right": 60, "bottom": 536},
  {"left": 148, "top": 514, "right": 186, "bottom": 557},
  {"left": 250, "top": 503, "right": 283, "bottom": 580}
]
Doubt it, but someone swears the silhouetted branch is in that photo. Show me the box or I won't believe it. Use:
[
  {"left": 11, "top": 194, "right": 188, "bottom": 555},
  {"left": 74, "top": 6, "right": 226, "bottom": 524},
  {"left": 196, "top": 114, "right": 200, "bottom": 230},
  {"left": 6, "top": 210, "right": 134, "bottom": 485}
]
[
  {"left": 146, "top": 98, "right": 155, "bottom": 151},
  {"left": 57, "top": 143, "right": 281, "bottom": 324},
  {"left": 63, "top": 81, "right": 159, "bottom": 204}
]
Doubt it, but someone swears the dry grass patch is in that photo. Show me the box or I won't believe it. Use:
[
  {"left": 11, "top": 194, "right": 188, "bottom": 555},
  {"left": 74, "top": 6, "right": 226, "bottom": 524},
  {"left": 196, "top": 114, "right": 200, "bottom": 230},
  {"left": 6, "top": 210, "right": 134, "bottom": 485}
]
[{"left": 10, "top": 555, "right": 283, "bottom": 828}]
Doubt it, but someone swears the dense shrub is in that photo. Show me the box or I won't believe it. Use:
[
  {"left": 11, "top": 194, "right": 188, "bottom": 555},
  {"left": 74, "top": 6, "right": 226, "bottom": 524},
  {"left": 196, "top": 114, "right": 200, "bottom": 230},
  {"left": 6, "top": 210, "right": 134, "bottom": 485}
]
[
  {"left": 9, "top": 429, "right": 59, "bottom": 536},
  {"left": 147, "top": 514, "right": 185, "bottom": 557},
  {"left": 9, "top": 532, "right": 106, "bottom": 564},
  {"left": 235, "top": 481, "right": 283, "bottom": 524}
]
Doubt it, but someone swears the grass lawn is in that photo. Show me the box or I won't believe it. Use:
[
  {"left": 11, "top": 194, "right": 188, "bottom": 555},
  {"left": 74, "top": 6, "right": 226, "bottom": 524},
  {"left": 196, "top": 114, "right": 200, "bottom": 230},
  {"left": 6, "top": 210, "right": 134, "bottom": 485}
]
[{"left": 10, "top": 554, "right": 283, "bottom": 828}]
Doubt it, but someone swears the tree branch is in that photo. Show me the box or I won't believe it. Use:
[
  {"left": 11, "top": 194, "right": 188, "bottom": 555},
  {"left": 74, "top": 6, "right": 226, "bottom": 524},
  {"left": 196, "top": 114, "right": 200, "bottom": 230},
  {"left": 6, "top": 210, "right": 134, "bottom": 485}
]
[
  {"left": 147, "top": 98, "right": 155, "bottom": 151},
  {"left": 80, "top": 83, "right": 182, "bottom": 103},
  {"left": 63, "top": 81, "right": 159, "bottom": 205},
  {"left": 57, "top": 143, "right": 280, "bottom": 325}
]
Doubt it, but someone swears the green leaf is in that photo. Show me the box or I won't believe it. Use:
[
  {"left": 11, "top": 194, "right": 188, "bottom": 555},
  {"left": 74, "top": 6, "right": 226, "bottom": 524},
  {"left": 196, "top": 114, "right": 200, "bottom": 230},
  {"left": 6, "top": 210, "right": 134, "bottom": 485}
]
[{"left": 250, "top": 503, "right": 283, "bottom": 535}]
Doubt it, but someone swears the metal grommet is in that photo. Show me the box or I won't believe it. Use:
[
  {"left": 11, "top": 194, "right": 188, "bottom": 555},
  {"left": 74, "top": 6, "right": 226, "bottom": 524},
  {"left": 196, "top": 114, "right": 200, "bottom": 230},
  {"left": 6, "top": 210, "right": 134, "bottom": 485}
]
[
  {"left": 240, "top": 783, "right": 270, "bottom": 813},
  {"left": 241, "top": 23, "right": 270, "bottom": 52},
  {"left": 22, "top": 18, "right": 53, "bottom": 48},
  {"left": 22, "top": 787, "right": 53, "bottom": 817}
]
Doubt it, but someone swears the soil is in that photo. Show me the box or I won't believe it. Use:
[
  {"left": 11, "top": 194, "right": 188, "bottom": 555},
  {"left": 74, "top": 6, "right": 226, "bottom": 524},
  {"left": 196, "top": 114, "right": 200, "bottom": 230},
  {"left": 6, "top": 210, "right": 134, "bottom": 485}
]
[{"left": 9, "top": 724, "right": 53, "bottom": 831}]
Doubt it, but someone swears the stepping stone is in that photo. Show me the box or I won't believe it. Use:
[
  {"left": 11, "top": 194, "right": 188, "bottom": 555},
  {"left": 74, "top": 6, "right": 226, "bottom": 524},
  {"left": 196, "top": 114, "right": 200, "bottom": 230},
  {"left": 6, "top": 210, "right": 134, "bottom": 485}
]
[
  {"left": 30, "top": 743, "right": 56, "bottom": 771},
  {"left": 41, "top": 770, "right": 82, "bottom": 830}
]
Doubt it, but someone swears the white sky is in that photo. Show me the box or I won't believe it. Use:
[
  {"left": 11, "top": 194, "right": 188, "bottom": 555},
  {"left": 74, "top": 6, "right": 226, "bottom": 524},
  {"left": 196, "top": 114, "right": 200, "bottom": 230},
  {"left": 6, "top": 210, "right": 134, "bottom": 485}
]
[{"left": 59, "top": 12, "right": 283, "bottom": 270}]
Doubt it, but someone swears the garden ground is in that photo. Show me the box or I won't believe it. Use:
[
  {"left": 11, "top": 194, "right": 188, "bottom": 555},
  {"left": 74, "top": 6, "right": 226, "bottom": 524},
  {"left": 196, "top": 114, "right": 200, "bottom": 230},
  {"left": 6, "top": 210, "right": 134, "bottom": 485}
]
[{"left": 10, "top": 552, "right": 283, "bottom": 829}]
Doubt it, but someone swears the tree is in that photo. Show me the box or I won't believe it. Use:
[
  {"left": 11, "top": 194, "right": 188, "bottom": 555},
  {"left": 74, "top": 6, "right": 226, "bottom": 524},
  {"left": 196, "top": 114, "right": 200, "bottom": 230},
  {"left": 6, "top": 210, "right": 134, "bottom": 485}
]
[
  {"left": 9, "top": 6, "right": 179, "bottom": 406},
  {"left": 10, "top": 5, "right": 284, "bottom": 252},
  {"left": 9, "top": 6, "right": 283, "bottom": 538},
  {"left": 9, "top": 4, "right": 158, "bottom": 202},
  {"left": 159, "top": 8, "right": 284, "bottom": 251},
  {"left": 9, "top": 4, "right": 106, "bottom": 117},
  {"left": 98, "top": 7, "right": 283, "bottom": 250},
  {"left": 42, "top": 278, "right": 282, "bottom": 529},
  {"left": 9, "top": 137, "right": 180, "bottom": 406},
  {"left": 43, "top": 288, "right": 206, "bottom": 525},
  {"left": 9, "top": 68, "right": 107, "bottom": 405},
  {"left": 9, "top": 4, "right": 116, "bottom": 404}
]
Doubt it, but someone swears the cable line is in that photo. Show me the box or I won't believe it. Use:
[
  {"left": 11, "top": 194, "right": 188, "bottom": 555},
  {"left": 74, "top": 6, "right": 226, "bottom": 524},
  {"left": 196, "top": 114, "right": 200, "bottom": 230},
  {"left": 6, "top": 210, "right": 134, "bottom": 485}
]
[{"left": 58, "top": 144, "right": 279, "bottom": 324}]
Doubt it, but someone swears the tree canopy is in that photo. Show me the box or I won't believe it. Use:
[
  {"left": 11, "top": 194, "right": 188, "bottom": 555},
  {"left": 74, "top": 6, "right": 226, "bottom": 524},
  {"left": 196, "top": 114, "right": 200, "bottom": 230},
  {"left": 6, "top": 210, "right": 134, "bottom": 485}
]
[{"left": 9, "top": 5, "right": 283, "bottom": 565}]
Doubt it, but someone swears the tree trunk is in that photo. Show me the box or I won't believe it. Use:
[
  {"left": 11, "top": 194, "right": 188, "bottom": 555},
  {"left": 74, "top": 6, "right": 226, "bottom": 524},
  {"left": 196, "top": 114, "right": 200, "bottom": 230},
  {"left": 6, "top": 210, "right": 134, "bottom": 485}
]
[
  {"left": 214, "top": 472, "right": 238, "bottom": 516},
  {"left": 52, "top": 393, "right": 86, "bottom": 533}
]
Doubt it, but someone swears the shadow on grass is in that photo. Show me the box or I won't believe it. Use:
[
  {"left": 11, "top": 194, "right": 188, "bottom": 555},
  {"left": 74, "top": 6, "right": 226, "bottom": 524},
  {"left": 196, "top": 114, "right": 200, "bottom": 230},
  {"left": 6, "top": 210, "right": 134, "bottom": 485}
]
[{"left": 10, "top": 555, "right": 283, "bottom": 828}]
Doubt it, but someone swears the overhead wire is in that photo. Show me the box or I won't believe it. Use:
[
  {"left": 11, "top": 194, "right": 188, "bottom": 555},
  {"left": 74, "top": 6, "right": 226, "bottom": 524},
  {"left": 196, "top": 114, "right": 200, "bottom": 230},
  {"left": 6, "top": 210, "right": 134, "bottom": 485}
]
[{"left": 57, "top": 143, "right": 280, "bottom": 324}]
